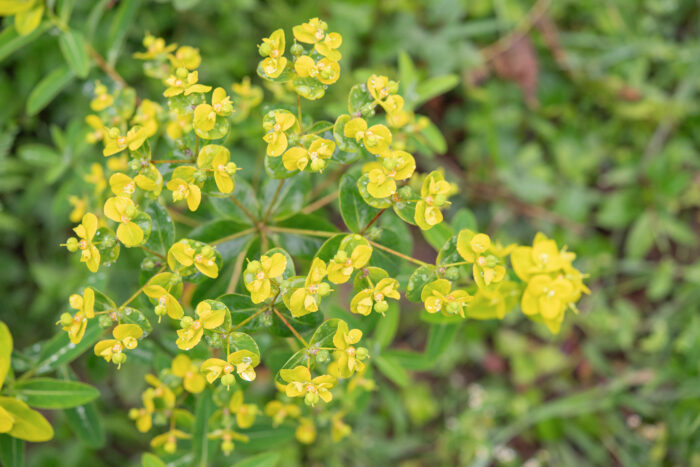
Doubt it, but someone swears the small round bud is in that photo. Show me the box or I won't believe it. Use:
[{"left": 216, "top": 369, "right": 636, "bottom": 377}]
[
  {"left": 310, "top": 158, "right": 325, "bottom": 172},
  {"left": 258, "top": 42, "right": 272, "bottom": 57},
  {"left": 290, "top": 43, "right": 303, "bottom": 56},
  {"left": 108, "top": 127, "right": 120, "bottom": 139},
  {"left": 356, "top": 347, "right": 370, "bottom": 360},
  {"left": 201, "top": 245, "right": 214, "bottom": 257},
  {"left": 434, "top": 194, "right": 447, "bottom": 206},
  {"left": 246, "top": 260, "right": 261, "bottom": 273},
  {"left": 360, "top": 103, "right": 375, "bottom": 117},
  {"left": 98, "top": 314, "right": 114, "bottom": 328},
  {"left": 445, "top": 302, "right": 460, "bottom": 315},
  {"left": 154, "top": 304, "right": 167, "bottom": 317},
  {"left": 260, "top": 311, "right": 273, "bottom": 327},
  {"left": 373, "top": 300, "right": 389, "bottom": 314},
  {"left": 180, "top": 316, "right": 194, "bottom": 328},
  {"left": 125, "top": 205, "right": 137, "bottom": 218},
  {"left": 225, "top": 162, "right": 238, "bottom": 173},
  {"left": 128, "top": 159, "right": 141, "bottom": 171},
  {"left": 444, "top": 267, "right": 460, "bottom": 280},
  {"left": 316, "top": 349, "right": 330, "bottom": 363},
  {"left": 366, "top": 226, "right": 381, "bottom": 240},
  {"left": 334, "top": 250, "right": 348, "bottom": 263},
  {"left": 59, "top": 313, "right": 73, "bottom": 326},
  {"left": 193, "top": 169, "right": 207, "bottom": 183},
  {"left": 304, "top": 392, "right": 319, "bottom": 406},
  {"left": 65, "top": 237, "right": 79, "bottom": 252},
  {"left": 142, "top": 259, "right": 155, "bottom": 270},
  {"left": 112, "top": 352, "right": 127, "bottom": 365},
  {"left": 398, "top": 186, "right": 413, "bottom": 199},
  {"left": 221, "top": 373, "right": 235, "bottom": 387},
  {"left": 175, "top": 67, "right": 188, "bottom": 79},
  {"left": 287, "top": 133, "right": 299, "bottom": 147},
  {"left": 318, "top": 282, "right": 331, "bottom": 296},
  {"left": 102, "top": 234, "right": 116, "bottom": 248}
]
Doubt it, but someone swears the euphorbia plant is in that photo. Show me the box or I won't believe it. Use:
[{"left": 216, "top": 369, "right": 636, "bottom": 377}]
[{"left": 1, "top": 16, "right": 588, "bottom": 463}]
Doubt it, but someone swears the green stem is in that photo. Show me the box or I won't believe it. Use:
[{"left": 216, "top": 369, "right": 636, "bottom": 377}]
[
  {"left": 266, "top": 226, "right": 336, "bottom": 238},
  {"left": 360, "top": 208, "right": 386, "bottom": 235},
  {"left": 263, "top": 179, "right": 285, "bottom": 224},
  {"left": 211, "top": 227, "right": 256, "bottom": 246},
  {"left": 229, "top": 195, "right": 259, "bottom": 225},
  {"left": 367, "top": 239, "right": 429, "bottom": 267},
  {"left": 272, "top": 307, "right": 308, "bottom": 347},
  {"left": 230, "top": 308, "right": 267, "bottom": 332}
]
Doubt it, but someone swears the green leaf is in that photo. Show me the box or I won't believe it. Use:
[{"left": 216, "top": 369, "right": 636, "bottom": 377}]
[
  {"left": 398, "top": 51, "right": 418, "bottom": 107},
  {"left": 374, "top": 354, "right": 409, "bottom": 387},
  {"left": 217, "top": 294, "right": 265, "bottom": 332},
  {"left": 233, "top": 452, "right": 280, "bottom": 467},
  {"left": 0, "top": 321, "right": 11, "bottom": 390},
  {"left": 35, "top": 322, "right": 103, "bottom": 374},
  {"left": 14, "top": 378, "right": 99, "bottom": 409},
  {"left": 419, "top": 120, "right": 447, "bottom": 155},
  {"left": 192, "top": 389, "right": 215, "bottom": 467},
  {"left": 405, "top": 265, "right": 437, "bottom": 302},
  {"left": 415, "top": 74, "right": 459, "bottom": 106},
  {"left": 210, "top": 178, "right": 260, "bottom": 224},
  {"left": 63, "top": 402, "right": 105, "bottom": 448},
  {"left": 58, "top": 29, "right": 89, "bottom": 78},
  {"left": 265, "top": 153, "right": 297, "bottom": 179},
  {"left": 347, "top": 83, "right": 373, "bottom": 114},
  {"left": 436, "top": 235, "right": 461, "bottom": 265},
  {"left": 117, "top": 307, "right": 152, "bottom": 336},
  {"left": 625, "top": 211, "right": 655, "bottom": 259},
  {"left": 292, "top": 77, "right": 325, "bottom": 100},
  {"left": 143, "top": 201, "right": 175, "bottom": 255},
  {"left": 0, "top": 20, "right": 49, "bottom": 64},
  {"left": 106, "top": 0, "right": 140, "bottom": 65},
  {"left": 141, "top": 453, "right": 167, "bottom": 467},
  {"left": 26, "top": 66, "right": 75, "bottom": 116},
  {"left": 333, "top": 114, "right": 361, "bottom": 154},
  {"left": 357, "top": 173, "right": 392, "bottom": 209},
  {"left": 227, "top": 332, "right": 260, "bottom": 366},
  {"left": 339, "top": 173, "right": 379, "bottom": 233},
  {"left": 309, "top": 319, "right": 342, "bottom": 347},
  {"left": 373, "top": 301, "right": 399, "bottom": 348},
  {"left": 0, "top": 434, "right": 24, "bottom": 467},
  {"left": 422, "top": 221, "right": 454, "bottom": 251},
  {"left": 425, "top": 323, "right": 460, "bottom": 361},
  {"left": 0, "top": 398, "right": 53, "bottom": 442}
]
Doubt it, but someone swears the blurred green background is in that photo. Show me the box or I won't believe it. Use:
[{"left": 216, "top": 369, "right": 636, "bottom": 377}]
[{"left": 2, "top": 0, "right": 700, "bottom": 465}]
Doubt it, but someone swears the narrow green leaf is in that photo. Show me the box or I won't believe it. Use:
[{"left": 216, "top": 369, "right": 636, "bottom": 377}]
[
  {"left": 59, "top": 29, "right": 89, "bottom": 78},
  {"left": 26, "top": 67, "right": 75, "bottom": 116},
  {"left": 0, "top": 21, "right": 49, "bottom": 64},
  {"left": 425, "top": 323, "right": 460, "bottom": 361},
  {"left": 35, "top": 322, "right": 103, "bottom": 374},
  {"left": 233, "top": 452, "right": 280, "bottom": 467},
  {"left": 374, "top": 354, "right": 409, "bottom": 387},
  {"left": 373, "top": 302, "right": 399, "bottom": 348},
  {"left": 192, "top": 389, "right": 215, "bottom": 467},
  {"left": 0, "top": 321, "right": 12, "bottom": 390},
  {"left": 415, "top": 74, "right": 459, "bottom": 106},
  {"left": 64, "top": 402, "right": 105, "bottom": 448},
  {"left": 15, "top": 378, "right": 99, "bottom": 409},
  {"left": 141, "top": 453, "right": 167, "bottom": 467},
  {"left": 0, "top": 434, "right": 24, "bottom": 467},
  {"left": 106, "top": 0, "right": 140, "bottom": 65}
]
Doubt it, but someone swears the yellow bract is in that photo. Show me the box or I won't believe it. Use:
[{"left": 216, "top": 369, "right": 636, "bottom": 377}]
[
  {"left": 421, "top": 279, "right": 471, "bottom": 318},
  {"left": 331, "top": 322, "right": 364, "bottom": 378},
  {"left": 265, "top": 400, "right": 301, "bottom": 427},
  {"left": 0, "top": 396, "right": 54, "bottom": 442},
  {"left": 350, "top": 277, "right": 400, "bottom": 316},
  {"left": 343, "top": 118, "right": 392, "bottom": 155},
  {"left": 168, "top": 45, "right": 201, "bottom": 70},
  {"left": 104, "top": 196, "right": 144, "bottom": 247},
  {"left": 94, "top": 324, "right": 143, "bottom": 368},
  {"left": 171, "top": 354, "right": 206, "bottom": 393},
  {"left": 200, "top": 349, "right": 259, "bottom": 387},
  {"left": 294, "top": 56, "right": 340, "bottom": 85},
  {"left": 415, "top": 171, "right": 452, "bottom": 230},
  {"left": 259, "top": 29, "right": 287, "bottom": 78},
  {"left": 143, "top": 284, "right": 183, "bottom": 321},
  {"left": 62, "top": 287, "right": 95, "bottom": 344},
  {"left": 327, "top": 244, "right": 372, "bottom": 284},
  {"left": 244, "top": 253, "right": 287, "bottom": 303},
  {"left": 103, "top": 126, "right": 147, "bottom": 157},
  {"left": 293, "top": 18, "right": 342, "bottom": 61},
  {"left": 163, "top": 70, "right": 211, "bottom": 97},
  {"left": 457, "top": 229, "right": 514, "bottom": 288},
  {"left": 197, "top": 145, "right": 238, "bottom": 193},
  {"left": 280, "top": 366, "right": 336, "bottom": 406},
  {"left": 168, "top": 240, "right": 219, "bottom": 278},
  {"left": 289, "top": 258, "right": 328, "bottom": 317},
  {"left": 72, "top": 212, "right": 101, "bottom": 272},
  {"left": 282, "top": 138, "right": 335, "bottom": 173},
  {"left": 193, "top": 87, "right": 233, "bottom": 132},
  {"left": 176, "top": 301, "right": 226, "bottom": 350},
  {"left": 228, "top": 390, "right": 259, "bottom": 429},
  {"left": 364, "top": 150, "right": 415, "bottom": 199},
  {"left": 263, "top": 110, "right": 296, "bottom": 156},
  {"left": 166, "top": 166, "right": 202, "bottom": 212}
]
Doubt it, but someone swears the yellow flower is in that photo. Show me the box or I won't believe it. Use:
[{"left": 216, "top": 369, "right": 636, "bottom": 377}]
[
  {"left": 176, "top": 301, "right": 226, "bottom": 350},
  {"left": 259, "top": 29, "right": 287, "bottom": 78},
  {"left": 332, "top": 322, "right": 365, "bottom": 378},
  {"left": 197, "top": 145, "right": 239, "bottom": 193},
  {"left": 364, "top": 150, "right": 415, "bottom": 198},
  {"left": 168, "top": 45, "right": 201, "bottom": 70},
  {"left": 109, "top": 172, "right": 137, "bottom": 197},
  {"left": 68, "top": 195, "right": 87, "bottom": 223},
  {"left": 171, "top": 354, "right": 206, "bottom": 394},
  {"left": 166, "top": 167, "right": 201, "bottom": 212},
  {"left": 60, "top": 287, "right": 95, "bottom": 344},
  {"left": 343, "top": 118, "right": 392, "bottom": 155},
  {"left": 207, "top": 429, "right": 249, "bottom": 455},
  {"left": 143, "top": 284, "right": 184, "bottom": 322},
  {"left": 150, "top": 429, "right": 190, "bottom": 454},
  {"left": 103, "top": 126, "right": 147, "bottom": 157},
  {"left": 415, "top": 171, "right": 452, "bottom": 230},
  {"left": 289, "top": 258, "right": 330, "bottom": 317},
  {"left": 85, "top": 115, "right": 106, "bottom": 144},
  {"left": 293, "top": 18, "right": 342, "bottom": 61},
  {"left": 231, "top": 77, "right": 263, "bottom": 121},
  {"left": 280, "top": 366, "right": 336, "bottom": 406},
  {"left": 103, "top": 196, "right": 144, "bottom": 247},
  {"left": 94, "top": 324, "right": 143, "bottom": 368},
  {"left": 193, "top": 87, "right": 233, "bottom": 133},
  {"left": 201, "top": 349, "right": 259, "bottom": 387},
  {"left": 131, "top": 99, "right": 161, "bottom": 138},
  {"left": 265, "top": 400, "right": 301, "bottom": 427},
  {"left": 350, "top": 277, "right": 400, "bottom": 316},
  {"left": 90, "top": 82, "right": 114, "bottom": 111},
  {"left": 367, "top": 74, "right": 398, "bottom": 100},
  {"left": 83, "top": 162, "right": 107, "bottom": 194},
  {"left": 168, "top": 240, "right": 219, "bottom": 278},
  {"left": 327, "top": 243, "right": 372, "bottom": 284},
  {"left": 263, "top": 110, "right": 296, "bottom": 156},
  {"left": 228, "top": 390, "right": 258, "bottom": 429},
  {"left": 331, "top": 412, "right": 351, "bottom": 442},
  {"left": 421, "top": 279, "right": 471, "bottom": 317},
  {"left": 244, "top": 253, "right": 287, "bottom": 304},
  {"left": 133, "top": 34, "right": 176, "bottom": 60},
  {"left": 457, "top": 230, "right": 513, "bottom": 288},
  {"left": 67, "top": 212, "right": 101, "bottom": 272},
  {"left": 521, "top": 275, "right": 575, "bottom": 334},
  {"left": 163, "top": 69, "right": 212, "bottom": 97},
  {"left": 294, "top": 56, "right": 340, "bottom": 85},
  {"left": 295, "top": 418, "right": 316, "bottom": 444},
  {"left": 510, "top": 233, "right": 569, "bottom": 281},
  {"left": 282, "top": 137, "right": 335, "bottom": 172},
  {"left": 128, "top": 391, "right": 155, "bottom": 432},
  {"left": 166, "top": 110, "right": 192, "bottom": 139},
  {"left": 134, "top": 164, "right": 163, "bottom": 196}
]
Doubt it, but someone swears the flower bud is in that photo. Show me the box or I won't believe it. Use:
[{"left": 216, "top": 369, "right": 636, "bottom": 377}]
[
  {"left": 444, "top": 267, "right": 460, "bottom": 280},
  {"left": 316, "top": 349, "right": 330, "bottom": 363},
  {"left": 175, "top": 67, "right": 188, "bottom": 79},
  {"left": 125, "top": 205, "right": 137, "bottom": 218},
  {"left": 225, "top": 162, "right": 238, "bottom": 174},
  {"left": 366, "top": 226, "right": 381, "bottom": 240},
  {"left": 360, "top": 103, "right": 375, "bottom": 118},
  {"left": 398, "top": 186, "right": 413, "bottom": 199},
  {"left": 102, "top": 234, "right": 116, "bottom": 248},
  {"left": 180, "top": 316, "right": 194, "bottom": 328},
  {"left": 65, "top": 237, "right": 79, "bottom": 252},
  {"left": 201, "top": 245, "right": 214, "bottom": 257},
  {"left": 258, "top": 42, "right": 272, "bottom": 57},
  {"left": 304, "top": 392, "right": 319, "bottom": 407},
  {"left": 356, "top": 347, "right": 370, "bottom": 360},
  {"left": 108, "top": 127, "right": 120, "bottom": 139},
  {"left": 112, "top": 352, "right": 127, "bottom": 365},
  {"left": 445, "top": 302, "right": 460, "bottom": 315},
  {"left": 373, "top": 300, "right": 389, "bottom": 314},
  {"left": 334, "top": 250, "right": 348, "bottom": 263},
  {"left": 98, "top": 315, "right": 114, "bottom": 328},
  {"left": 142, "top": 259, "right": 155, "bottom": 270},
  {"left": 221, "top": 373, "right": 235, "bottom": 388},
  {"left": 310, "top": 158, "right": 325, "bottom": 172},
  {"left": 128, "top": 159, "right": 141, "bottom": 171},
  {"left": 318, "top": 282, "right": 331, "bottom": 296},
  {"left": 59, "top": 312, "right": 73, "bottom": 326},
  {"left": 221, "top": 439, "right": 234, "bottom": 455},
  {"left": 260, "top": 311, "right": 273, "bottom": 327},
  {"left": 154, "top": 304, "right": 167, "bottom": 317},
  {"left": 193, "top": 169, "right": 207, "bottom": 183},
  {"left": 290, "top": 43, "right": 303, "bottom": 56},
  {"left": 434, "top": 194, "right": 447, "bottom": 206},
  {"left": 246, "top": 260, "right": 261, "bottom": 273}
]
